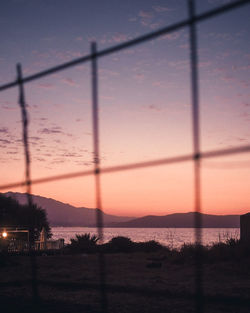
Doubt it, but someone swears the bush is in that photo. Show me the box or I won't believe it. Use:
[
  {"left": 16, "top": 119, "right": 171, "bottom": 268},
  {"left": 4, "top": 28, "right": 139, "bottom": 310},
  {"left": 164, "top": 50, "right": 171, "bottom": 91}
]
[
  {"left": 208, "top": 239, "right": 250, "bottom": 262},
  {"left": 102, "top": 237, "right": 165, "bottom": 253},
  {"left": 174, "top": 243, "right": 208, "bottom": 263},
  {"left": 106, "top": 236, "right": 134, "bottom": 253},
  {"left": 135, "top": 240, "right": 164, "bottom": 252},
  {"left": 68, "top": 233, "right": 99, "bottom": 253}
]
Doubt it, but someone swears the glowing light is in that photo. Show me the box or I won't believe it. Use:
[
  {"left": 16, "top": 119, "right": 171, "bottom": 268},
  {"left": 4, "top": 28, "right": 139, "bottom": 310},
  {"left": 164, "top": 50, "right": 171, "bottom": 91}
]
[{"left": 2, "top": 232, "right": 7, "bottom": 238}]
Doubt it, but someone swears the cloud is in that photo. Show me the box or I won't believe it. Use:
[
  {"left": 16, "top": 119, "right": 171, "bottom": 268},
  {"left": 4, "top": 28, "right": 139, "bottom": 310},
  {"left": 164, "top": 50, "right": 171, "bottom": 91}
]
[
  {"left": 75, "top": 161, "right": 92, "bottom": 167},
  {"left": 0, "top": 101, "right": 17, "bottom": 111},
  {"left": 99, "top": 68, "right": 119, "bottom": 77},
  {"left": 153, "top": 6, "right": 172, "bottom": 13},
  {"left": 61, "top": 78, "right": 79, "bottom": 87},
  {"left": 152, "top": 81, "right": 167, "bottom": 88},
  {"left": 138, "top": 10, "right": 153, "bottom": 19},
  {"left": 146, "top": 104, "right": 163, "bottom": 112},
  {"left": 152, "top": 80, "right": 177, "bottom": 89},
  {"left": 240, "top": 80, "right": 250, "bottom": 88},
  {"left": 100, "top": 33, "right": 129, "bottom": 45},
  {"left": 7, "top": 151, "right": 18, "bottom": 155},
  {"left": 32, "top": 49, "right": 83, "bottom": 66},
  {"left": 0, "top": 127, "right": 9, "bottom": 134},
  {"left": 60, "top": 152, "right": 82, "bottom": 158},
  {"left": 38, "top": 117, "right": 48, "bottom": 121},
  {"left": 75, "top": 36, "right": 83, "bottom": 41},
  {"left": 134, "top": 73, "right": 145, "bottom": 82},
  {"left": 149, "top": 23, "right": 161, "bottom": 30},
  {"left": 237, "top": 137, "right": 247, "bottom": 142},
  {"left": 138, "top": 10, "right": 154, "bottom": 27},
  {"left": 168, "top": 59, "right": 189, "bottom": 70},
  {"left": 50, "top": 159, "right": 66, "bottom": 164},
  {"left": 76, "top": 65, "right": 86, "bottom": 72},
  {"left": 240, "top": 112, "right": 250, "bottom": 121},
  {"left": 199, "top": 61, "right": 211, "bottom": 68},
  {"left": 30, "top": 136, "right": 42, "bottom": 141},
  {"left": 160, "top": 32, "right": 181, "bottom": 41},
  {"left": 38, "top": 127, "right": 63, "bottom": 135},
  {"left": 1, "top": 105, "right": 17, "bottom": 111},
  {"left": 111, "top": 33, "right": 129, "bottom": 43},
  {"left": 221, "top": 75, "right": 234, "bottom": 83},
  {"left": 0, "top": 139, "right": 11, "bottom": 144},
  {"left": 232, "top": 64, "right": 250, "bottom": 72},
  {"left": 36, "top": 157, "right": 46, "bottom": 162},
  {"left": 30, "top": 136, "right": 43, "bottom": 146},
  {"left": 55, "top": 50, "right": 82, "bottom": 61},
  {"left": 206, "top": 32, "right": 233, "bottom": 41},
  {"left": 37, "top": 83, "right": 54, "bottom": 90}
]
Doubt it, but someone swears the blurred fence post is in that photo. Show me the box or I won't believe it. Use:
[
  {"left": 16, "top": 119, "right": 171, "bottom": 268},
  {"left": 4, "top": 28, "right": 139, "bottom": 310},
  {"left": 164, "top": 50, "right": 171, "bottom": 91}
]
[{"left": 240, "top": 213, "right": 250, "bottom": 242}]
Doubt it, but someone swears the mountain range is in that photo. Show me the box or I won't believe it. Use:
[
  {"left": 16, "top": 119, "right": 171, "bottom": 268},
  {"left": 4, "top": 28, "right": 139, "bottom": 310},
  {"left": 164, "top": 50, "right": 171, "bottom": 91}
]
[
  {"left": 110, "top": 212, "right": 240, "bottom": 228},
  {"left": 3, "top": 192, "right": 242, "bottom": 228},
  {"left": 3, "top": 192, "right": 132, "bottom": 226}
]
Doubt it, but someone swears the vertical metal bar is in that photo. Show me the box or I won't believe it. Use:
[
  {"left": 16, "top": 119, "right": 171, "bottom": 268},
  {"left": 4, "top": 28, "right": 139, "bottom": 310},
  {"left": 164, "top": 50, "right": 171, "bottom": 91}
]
[
  {"left": 188, "top": 1, "right": 203, "bottom": 313},
  {"left": 17, "top": 63, "right": 39, "bottom": 303},
  {"left": 91, "top": 42, "right": 108, "bottom": 313}
]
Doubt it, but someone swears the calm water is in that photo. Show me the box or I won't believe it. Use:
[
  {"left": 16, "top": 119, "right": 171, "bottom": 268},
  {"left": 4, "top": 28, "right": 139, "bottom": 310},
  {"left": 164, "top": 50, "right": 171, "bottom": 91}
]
[{"left": 52, "top": 227, "right": 240, "bottom": 249}]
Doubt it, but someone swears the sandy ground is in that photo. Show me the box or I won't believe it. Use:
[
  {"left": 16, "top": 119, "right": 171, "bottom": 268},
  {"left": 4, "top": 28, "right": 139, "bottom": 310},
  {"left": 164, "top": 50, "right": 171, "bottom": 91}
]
[{"left": 1, "top": 252, "right": 250, "bottom": 313}]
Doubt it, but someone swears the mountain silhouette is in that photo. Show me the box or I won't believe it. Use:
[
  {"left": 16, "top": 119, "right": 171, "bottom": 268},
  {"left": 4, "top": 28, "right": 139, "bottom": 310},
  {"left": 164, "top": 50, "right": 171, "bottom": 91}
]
[
  {"left": 3, "top": 192, "right": 133, "bottom": 226},
  {"left": 3, "top": 192, "right": 241, "bottom": 228},
  {"left": 109, "top": 212, "right": 240, "bottom": 228}
]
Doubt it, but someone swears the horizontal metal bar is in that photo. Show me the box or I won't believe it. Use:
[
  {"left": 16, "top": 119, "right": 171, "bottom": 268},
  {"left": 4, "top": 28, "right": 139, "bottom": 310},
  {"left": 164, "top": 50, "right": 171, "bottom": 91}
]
[
  {"left": 1, "top": 144, "right": 250, "bottom": 191},
  {"left": 0, "top": 0, "right": 249, "bottom": 92}
]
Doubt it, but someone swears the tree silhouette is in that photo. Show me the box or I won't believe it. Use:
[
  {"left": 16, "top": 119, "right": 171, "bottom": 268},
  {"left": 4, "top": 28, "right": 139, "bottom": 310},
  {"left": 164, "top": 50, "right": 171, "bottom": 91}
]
[
  {"left": 69, "top": 233, "right": 99, "bottom": 253},
  {"left": 0, "top": 194, "right": 51, "bottom": 240}
]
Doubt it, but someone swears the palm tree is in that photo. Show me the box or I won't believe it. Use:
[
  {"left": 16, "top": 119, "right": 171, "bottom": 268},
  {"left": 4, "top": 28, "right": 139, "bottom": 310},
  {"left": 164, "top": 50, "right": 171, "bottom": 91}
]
[{"left": 69, "top": 233, "right": 99, "bottom": 253}]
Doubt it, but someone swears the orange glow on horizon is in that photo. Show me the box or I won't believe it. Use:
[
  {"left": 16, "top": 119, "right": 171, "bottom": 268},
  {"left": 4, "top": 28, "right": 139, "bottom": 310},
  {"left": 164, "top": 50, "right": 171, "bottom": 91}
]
[{"left": 4, "top": 155, "right": 250, "bottom": 218}]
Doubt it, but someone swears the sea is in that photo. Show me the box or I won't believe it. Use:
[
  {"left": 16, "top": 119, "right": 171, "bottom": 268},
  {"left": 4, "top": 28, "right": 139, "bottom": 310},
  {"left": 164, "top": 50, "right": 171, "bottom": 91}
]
[{"left": 51, "top": 227, "right": 240, "bottom": 249}]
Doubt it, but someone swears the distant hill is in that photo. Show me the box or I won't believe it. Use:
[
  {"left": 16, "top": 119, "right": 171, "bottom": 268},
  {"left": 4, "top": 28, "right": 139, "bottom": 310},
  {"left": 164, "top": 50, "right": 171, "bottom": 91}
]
[
  {"left": 3, "top": 192, "right": 133, "bottom": 227},
  {"left": 109, "top": 212, "right": 240, "bottom": 228},
  {"left": 2, "top": 192, "right": 242, "bottom": 228}
]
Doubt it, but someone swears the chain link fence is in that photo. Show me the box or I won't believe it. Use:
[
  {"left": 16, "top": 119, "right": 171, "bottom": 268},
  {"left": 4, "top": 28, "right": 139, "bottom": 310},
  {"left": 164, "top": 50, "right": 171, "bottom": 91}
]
[{"left": 0, "top": 1, "right": 250, "bottom": 312}]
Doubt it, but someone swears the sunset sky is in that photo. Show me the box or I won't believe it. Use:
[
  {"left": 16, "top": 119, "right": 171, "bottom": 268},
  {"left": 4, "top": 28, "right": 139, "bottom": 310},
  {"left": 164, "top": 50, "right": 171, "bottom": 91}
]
[{"left": 0, "top": 0, "right": 250, "bottom": 217}]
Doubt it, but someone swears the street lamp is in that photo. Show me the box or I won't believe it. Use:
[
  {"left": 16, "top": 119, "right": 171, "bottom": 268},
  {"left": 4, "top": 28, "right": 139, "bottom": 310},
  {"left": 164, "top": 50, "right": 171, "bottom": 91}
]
[{"left": 2, "top": 231, "right": 8, "bottom": 238}]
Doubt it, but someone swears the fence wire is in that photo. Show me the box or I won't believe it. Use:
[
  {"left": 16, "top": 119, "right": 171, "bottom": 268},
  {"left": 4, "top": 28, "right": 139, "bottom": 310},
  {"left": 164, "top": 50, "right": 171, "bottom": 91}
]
[
  {"left": 17, "top": 63, "right": 39, "bottom": 303},
  {"left": 91, "top": 41, "right": 108, "bottom": 313},
  {"left": 1, "top": 1, "right": 250, "bottom": 313},
  {"left": 188, "top": 1, "right": 203, "bottom": 312}
]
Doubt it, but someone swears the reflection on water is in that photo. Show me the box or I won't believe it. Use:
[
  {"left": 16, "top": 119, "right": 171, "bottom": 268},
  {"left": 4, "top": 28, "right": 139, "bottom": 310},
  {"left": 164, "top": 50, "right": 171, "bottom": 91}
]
[{"left": 52, "top": 227, "right": 239, "bottom": 249}]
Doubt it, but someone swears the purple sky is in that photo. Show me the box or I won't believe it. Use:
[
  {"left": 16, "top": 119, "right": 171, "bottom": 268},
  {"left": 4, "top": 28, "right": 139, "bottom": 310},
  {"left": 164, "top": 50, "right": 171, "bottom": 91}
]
[{"left": 0, "top": 0, "right": 250, "bottom": 215}]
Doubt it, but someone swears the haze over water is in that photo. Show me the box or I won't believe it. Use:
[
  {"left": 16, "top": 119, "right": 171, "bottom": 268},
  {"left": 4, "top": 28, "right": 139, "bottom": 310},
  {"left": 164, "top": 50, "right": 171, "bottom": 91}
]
[{"left": 52, "top": 227, "right": 240, "bottom": 249}]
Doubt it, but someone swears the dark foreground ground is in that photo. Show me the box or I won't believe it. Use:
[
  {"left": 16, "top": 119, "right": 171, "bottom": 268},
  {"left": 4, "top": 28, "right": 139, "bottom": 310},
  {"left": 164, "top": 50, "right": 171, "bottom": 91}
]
[{"left": 1, "top": 252, "right": 250, "bottom": 313}]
